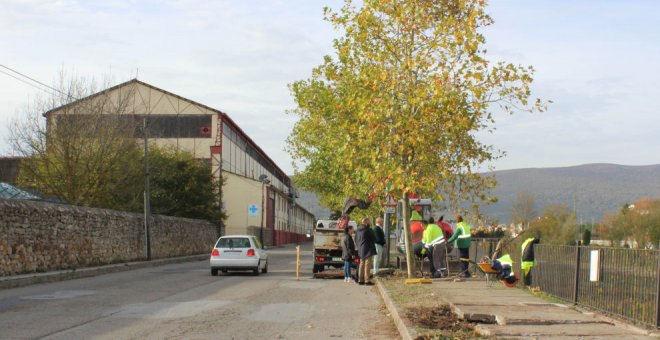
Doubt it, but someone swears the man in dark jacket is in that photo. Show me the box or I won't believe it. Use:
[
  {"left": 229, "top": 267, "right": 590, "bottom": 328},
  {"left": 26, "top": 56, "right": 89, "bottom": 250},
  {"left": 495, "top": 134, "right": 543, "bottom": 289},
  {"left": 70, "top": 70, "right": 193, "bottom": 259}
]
[{"left": 355, "top": 217, "right": 377, "bottom": 285}]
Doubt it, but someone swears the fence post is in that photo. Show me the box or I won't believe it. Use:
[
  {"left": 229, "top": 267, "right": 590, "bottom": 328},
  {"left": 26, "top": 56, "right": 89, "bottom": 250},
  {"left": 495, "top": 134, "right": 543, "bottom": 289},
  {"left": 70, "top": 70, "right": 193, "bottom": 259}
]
[
  {"left": 573, "top": 241, "right": 581, "bottom": 305},
  {"left": 655, "top": 248, "right": 660, "bottom": 328}
]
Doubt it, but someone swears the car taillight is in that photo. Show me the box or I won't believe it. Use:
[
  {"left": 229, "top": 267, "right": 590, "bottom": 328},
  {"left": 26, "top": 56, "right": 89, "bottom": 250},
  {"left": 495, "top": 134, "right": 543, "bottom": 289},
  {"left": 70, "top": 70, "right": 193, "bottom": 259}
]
[
  {"left": 315, "top": 257, "right": 325, "bottom": 262},
  {"left": 247, "top": 249, "right": 255, "bottom": 257},
  {"left": 211, "top": 249, "right": 219, "bottom": 257}
]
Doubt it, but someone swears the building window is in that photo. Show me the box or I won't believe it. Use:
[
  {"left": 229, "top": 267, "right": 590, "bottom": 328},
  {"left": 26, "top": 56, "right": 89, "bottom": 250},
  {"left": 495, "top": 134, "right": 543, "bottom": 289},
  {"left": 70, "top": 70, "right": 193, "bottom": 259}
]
[{"left": 135, "top": 114, "right": 212, "bottom": 138}]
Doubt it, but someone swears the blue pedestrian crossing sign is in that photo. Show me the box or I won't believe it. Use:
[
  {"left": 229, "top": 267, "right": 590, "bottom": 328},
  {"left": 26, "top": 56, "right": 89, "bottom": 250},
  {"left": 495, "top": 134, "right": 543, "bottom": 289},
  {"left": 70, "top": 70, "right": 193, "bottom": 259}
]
[{"left": 248, "top": 204, "right": 259, "bottom": 216}]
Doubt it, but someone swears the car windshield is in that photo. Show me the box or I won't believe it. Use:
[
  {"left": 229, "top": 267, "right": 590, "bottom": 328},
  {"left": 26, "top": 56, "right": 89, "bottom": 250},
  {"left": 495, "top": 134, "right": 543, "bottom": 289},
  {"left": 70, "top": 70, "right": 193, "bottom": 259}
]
[{"left": 216, "top": 237, "right": 251, "bottom": 248}]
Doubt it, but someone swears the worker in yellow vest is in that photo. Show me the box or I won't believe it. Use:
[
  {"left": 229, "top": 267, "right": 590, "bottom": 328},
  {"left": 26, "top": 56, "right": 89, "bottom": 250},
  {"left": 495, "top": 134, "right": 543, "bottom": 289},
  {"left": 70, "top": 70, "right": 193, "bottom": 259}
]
[
  {"left": 492, "top": 254, "right": 517, "bottom": 285},
  {"left": 446, "top": 215, "right": 472, "bottom": 278},
  {"left": 521, "top": 237, "right": 540, "bottom": 285},
  {"left": 422, "top": 217, "right": 447, "bottom": 278}
]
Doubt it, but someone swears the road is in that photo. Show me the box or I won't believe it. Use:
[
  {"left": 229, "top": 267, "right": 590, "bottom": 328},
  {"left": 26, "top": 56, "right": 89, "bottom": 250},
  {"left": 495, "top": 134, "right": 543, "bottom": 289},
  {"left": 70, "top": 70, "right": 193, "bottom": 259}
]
[{"left": 0, "top": 243, "right": 398, "bottom": 339}]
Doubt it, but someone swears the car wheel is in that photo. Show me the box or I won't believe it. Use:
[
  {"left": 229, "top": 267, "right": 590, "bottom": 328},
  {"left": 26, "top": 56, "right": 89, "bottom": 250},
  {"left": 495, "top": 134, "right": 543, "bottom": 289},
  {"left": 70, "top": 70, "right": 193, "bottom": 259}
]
[
  {"left": 253, "top": 261, "right": 260, "bottom": 276},
  {"left": 211, "top": 268, "right": 218, "bottom": 276},
  {"left": 261, "top": 261, "right": 268, "bottom": 274}
]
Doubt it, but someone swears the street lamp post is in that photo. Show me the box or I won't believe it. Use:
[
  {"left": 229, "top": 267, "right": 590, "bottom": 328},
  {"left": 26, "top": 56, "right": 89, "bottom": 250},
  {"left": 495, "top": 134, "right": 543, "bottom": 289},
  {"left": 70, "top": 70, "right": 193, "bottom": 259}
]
[
  {"left": 288, "top": 188, "right": 298, "bottom": 241},
  {"left": 259, "top": 174, "right": 270, "bottom": 246},
  {"left": 143, "top": 117, "right": 151, "bottom": 261}
]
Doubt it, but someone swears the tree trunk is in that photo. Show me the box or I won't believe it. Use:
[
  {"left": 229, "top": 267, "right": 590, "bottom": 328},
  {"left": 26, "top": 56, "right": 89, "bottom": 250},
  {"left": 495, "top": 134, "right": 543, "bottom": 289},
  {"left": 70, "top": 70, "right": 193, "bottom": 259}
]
[{"left": 403, "top": 192, "right": 415, "bottom": 278}]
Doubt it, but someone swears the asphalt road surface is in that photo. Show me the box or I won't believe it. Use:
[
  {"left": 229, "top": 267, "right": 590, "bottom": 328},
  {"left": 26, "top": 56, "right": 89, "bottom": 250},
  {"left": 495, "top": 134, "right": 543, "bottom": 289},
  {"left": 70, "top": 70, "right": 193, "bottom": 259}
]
[{"left": 0, "top": 242, "right": 398, "bottom": 340}]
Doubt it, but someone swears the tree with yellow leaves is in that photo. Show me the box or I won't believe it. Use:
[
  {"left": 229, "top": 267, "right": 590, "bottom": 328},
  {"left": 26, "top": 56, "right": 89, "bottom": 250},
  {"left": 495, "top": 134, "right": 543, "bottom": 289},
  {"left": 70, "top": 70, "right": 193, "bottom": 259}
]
[{"left": 288, "top": 0, "right": 546, "bottom": 277}]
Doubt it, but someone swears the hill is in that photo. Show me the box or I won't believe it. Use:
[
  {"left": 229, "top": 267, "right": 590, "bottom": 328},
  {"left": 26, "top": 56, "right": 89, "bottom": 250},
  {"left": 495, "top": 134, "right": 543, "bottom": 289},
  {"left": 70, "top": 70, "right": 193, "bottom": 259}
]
[
  {"left": 294, "top": 164, "right": 660, "bottom": 224},
  {"left": 295, "top": 190, "right": 333, "bottom": 220},
  {"left": 483, "top": 163, "right": 660, "bottom": 224}
]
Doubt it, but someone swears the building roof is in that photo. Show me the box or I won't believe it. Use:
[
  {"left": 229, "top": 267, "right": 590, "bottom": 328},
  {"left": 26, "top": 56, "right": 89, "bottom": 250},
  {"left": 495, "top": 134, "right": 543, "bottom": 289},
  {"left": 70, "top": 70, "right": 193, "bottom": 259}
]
[
  {"left": 0, "top": 182, "right": 40, "bottom": 200},
  {"left": 43, "top": 79, "right": 291, "bottom": 187}
]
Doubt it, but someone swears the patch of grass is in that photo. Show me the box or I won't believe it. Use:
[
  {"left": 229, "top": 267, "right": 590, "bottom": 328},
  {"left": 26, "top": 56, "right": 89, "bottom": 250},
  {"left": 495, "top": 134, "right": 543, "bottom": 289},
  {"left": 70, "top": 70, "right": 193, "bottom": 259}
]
[
  {"left": 380, "top": 275, "right": 487, "bottom": 339},
  {"left": 380, "top": 276, "right": 437, "bottom": 308}
]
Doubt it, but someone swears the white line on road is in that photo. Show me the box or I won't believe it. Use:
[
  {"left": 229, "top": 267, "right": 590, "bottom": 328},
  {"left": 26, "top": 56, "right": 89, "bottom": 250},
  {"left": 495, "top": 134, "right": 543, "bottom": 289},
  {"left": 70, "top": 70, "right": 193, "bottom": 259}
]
[{"left": 21, "top": 290, "right": 97, "bottom": 300}]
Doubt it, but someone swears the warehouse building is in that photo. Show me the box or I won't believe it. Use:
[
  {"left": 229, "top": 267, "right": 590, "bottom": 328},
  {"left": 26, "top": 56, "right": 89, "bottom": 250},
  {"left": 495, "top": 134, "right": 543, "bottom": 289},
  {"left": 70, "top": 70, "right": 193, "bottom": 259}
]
[{"left": 44, "top": 79, "right": 314, "bottom": 246}]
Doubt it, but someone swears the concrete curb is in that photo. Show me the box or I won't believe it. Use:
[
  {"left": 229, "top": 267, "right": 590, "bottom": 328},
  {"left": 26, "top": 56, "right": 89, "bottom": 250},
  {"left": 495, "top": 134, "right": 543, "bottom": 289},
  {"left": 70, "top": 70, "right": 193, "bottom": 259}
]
[
  {"left": 375, "top": 280, "right": 416, "bottom": 340},
  {"left": 0, "top": 254, "right": 209, "bottom": 289},
  {"left": 375, "top": 278, "right": 494, "bottom": 339}
]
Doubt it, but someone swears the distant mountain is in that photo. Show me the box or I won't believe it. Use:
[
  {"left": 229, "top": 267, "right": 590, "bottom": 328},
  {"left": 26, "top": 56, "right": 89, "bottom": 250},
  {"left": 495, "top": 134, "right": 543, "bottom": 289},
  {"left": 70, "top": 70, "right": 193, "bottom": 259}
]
[
  {"left": 293, "top": 164, "right": 660, "bottom": 224},
  {"left": 295, "top": 190, "right": 333, "bottom": 220},
  {"left": 482, "top": 164, "right": 660, "bottom": 224}
]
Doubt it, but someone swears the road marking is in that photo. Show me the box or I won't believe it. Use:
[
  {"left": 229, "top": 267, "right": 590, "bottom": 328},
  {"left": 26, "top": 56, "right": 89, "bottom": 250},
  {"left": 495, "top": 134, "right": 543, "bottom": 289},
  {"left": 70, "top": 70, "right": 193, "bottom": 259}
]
[
  {"left": 248, "top": 303, "right": 313, "bottom": 323},
  {"left": 21, "top": 290, "right": 96, "bottom": 300},
  {"left": 280, "top": 281, "right": 326, "bottom": 289},
  {"left": 107, "top": 300, "right": 232, "bottom": 319}
]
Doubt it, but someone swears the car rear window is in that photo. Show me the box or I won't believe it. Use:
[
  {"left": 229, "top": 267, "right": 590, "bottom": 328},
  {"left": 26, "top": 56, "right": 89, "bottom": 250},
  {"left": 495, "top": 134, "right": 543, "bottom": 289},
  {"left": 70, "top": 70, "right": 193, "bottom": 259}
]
[{"left": 216, "top": 237, "right": 251, "bottom": 248}]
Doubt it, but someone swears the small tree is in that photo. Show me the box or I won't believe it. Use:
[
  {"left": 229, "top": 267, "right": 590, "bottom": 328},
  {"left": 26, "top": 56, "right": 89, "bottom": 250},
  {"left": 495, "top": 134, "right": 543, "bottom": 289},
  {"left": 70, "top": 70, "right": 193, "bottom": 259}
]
[
  {"left": 9, "top": 73, "right": 141, "bottom": 208},
  {"left": 149, "top": 146, "right": 225, "bottom": 223},
  {"left": 527, "top": 204, "right": 577, "bottom": 245},
  {"left": 511, "top": 190, "right": 536, "bottom": 228},
  {"left": 582, "top": 228, "right": 592, "bottom": 246}
]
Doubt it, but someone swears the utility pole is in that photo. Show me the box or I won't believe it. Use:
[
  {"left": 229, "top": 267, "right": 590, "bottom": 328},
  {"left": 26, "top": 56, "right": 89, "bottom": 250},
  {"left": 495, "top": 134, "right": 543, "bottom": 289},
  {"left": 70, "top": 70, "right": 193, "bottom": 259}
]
[
  {"left": 259, "top": 174, "right": 270, "bottom": 246},
  {"left": 143, "top": 117, "right": 151, "bottom": 260}
]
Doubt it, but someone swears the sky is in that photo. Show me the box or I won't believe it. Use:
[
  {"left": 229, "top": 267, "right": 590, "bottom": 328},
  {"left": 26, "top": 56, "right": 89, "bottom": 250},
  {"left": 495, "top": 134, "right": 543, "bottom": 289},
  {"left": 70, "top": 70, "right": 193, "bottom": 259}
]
[{"left": 1, "top": 0, "right": 659, "bottom": 175}]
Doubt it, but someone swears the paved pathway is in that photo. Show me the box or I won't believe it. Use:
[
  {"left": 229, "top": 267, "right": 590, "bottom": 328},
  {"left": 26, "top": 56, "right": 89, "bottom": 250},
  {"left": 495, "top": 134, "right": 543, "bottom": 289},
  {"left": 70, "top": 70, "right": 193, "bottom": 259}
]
[{"left": 380, "top": 277, "right": 657, "bottom": 339}]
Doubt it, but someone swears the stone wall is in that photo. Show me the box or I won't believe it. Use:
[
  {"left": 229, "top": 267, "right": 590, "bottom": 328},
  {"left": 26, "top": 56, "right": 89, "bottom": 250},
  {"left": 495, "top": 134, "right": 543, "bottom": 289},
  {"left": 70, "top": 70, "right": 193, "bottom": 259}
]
[{"left": 0, "top": 198, "right": 219, "bottom": 276}]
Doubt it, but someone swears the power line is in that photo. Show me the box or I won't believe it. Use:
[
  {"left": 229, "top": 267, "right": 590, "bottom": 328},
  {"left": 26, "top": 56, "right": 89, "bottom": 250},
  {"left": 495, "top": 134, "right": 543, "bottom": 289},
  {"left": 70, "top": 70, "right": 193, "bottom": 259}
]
[
  {"left": 0, "top": 63, "right": 128, "bottom": 117},
  {"left": 0, "top": 68, "right": 56, "bottom": 95},
  {"left": 0, "top": 64, "right": 75, "bottom": 100}
]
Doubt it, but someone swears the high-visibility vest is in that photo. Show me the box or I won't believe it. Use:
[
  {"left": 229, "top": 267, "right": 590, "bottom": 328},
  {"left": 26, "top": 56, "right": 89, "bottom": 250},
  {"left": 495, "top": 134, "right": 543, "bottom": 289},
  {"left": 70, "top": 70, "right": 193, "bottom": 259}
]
[
  {"left": 456, "top": 221, "right": 471, "bottom": 239},
  {"left": 423, "top": 224, "right": 444, "bottom": 246},
  {"left": 498, "top": 254, "right": 513, "bottom": 267},
  {"left": 497, "top": 254, "right": 515, "bottom": 278},
  {"left": 521, "top": 237, "right": 536, "bottom": 275}
]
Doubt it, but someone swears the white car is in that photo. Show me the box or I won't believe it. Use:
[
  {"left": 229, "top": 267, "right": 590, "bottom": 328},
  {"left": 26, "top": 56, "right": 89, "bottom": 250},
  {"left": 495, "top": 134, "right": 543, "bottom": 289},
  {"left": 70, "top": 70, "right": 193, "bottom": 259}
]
[{"left": 210, "top": 235, "right": 268, "bottom": 276}]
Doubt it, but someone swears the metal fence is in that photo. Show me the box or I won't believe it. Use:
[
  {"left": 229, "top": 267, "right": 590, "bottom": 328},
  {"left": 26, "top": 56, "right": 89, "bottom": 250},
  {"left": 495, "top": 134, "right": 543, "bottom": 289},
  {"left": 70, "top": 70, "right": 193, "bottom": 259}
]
[
  {"left": 467, "top": 240, "right": 660, "bottom": 328},
  {"left": 532, "top": 245, "right": 660, "bottom": 328},
  {"left": 470, "top": 238, "right": 500, "bottom": 263}
]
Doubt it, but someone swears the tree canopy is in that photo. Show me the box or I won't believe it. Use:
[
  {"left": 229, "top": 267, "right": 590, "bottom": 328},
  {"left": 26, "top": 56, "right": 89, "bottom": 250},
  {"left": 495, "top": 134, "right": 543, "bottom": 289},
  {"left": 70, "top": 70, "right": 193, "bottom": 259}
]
[
  {"left": 598, "top": 198, "right": 660, "bottom": 249},
  {"left": 10, "top": 74, "right": 141, "bottom": 208},
  {"left": 527, "top": 204, "right": 577, "bottom": 245},
  {"left": 148, "top": 146, "right": 225, "bottom": 223},
  {"left": 288, "top": 0, "right": 545, "bottom": 212}
]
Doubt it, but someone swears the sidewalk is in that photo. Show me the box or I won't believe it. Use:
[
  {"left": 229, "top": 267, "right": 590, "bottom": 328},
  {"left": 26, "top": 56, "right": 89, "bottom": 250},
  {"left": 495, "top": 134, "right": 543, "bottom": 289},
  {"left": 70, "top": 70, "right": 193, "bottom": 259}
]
[{"left": 378, "top": 277, "right": 658, "bottom": 339}]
